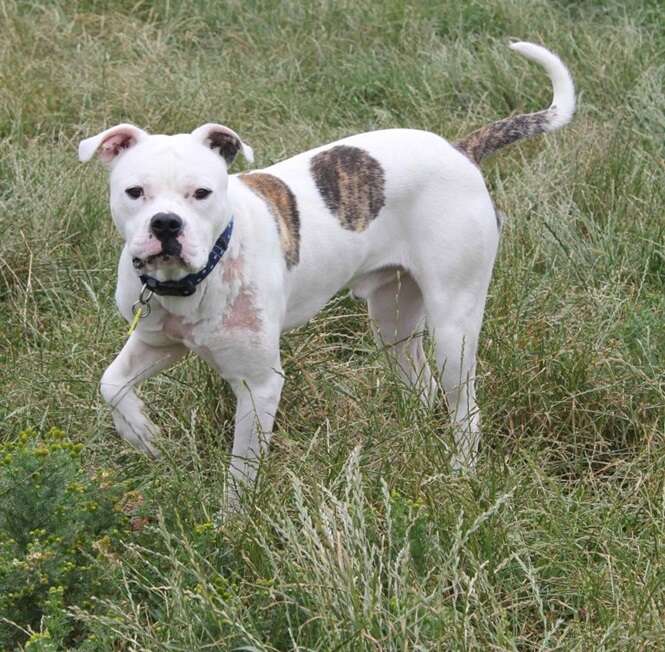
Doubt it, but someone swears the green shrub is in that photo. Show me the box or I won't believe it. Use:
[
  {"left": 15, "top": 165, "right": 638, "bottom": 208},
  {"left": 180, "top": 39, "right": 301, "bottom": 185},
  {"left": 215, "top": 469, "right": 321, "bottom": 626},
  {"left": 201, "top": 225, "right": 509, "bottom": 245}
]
[{"left": 0, "top": 428, "right": 128, "bottom": 649}]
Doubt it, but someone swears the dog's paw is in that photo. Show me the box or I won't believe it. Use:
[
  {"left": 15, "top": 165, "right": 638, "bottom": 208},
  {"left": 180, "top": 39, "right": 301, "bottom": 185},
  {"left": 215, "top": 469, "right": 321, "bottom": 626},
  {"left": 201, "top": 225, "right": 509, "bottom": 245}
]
[{"left": 112, "top": 411, "right": 161, "bottom": 458}]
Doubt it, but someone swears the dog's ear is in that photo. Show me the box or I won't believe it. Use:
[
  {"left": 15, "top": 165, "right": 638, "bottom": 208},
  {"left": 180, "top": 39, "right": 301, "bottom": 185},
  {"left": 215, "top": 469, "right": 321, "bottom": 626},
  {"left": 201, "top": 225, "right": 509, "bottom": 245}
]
[
  {"left": 78, "top": 124, "right": 149, "bottom": 166},
  {"left": 191, "top": 123, "right": 254, "bottom": 166}
]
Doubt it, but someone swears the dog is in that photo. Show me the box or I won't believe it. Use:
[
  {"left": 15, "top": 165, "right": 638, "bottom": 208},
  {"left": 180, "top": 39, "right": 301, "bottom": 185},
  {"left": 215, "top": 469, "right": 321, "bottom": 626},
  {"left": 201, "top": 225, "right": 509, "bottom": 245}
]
[{"left": 79, "top": 42, "right": 574, "bottom": 504}]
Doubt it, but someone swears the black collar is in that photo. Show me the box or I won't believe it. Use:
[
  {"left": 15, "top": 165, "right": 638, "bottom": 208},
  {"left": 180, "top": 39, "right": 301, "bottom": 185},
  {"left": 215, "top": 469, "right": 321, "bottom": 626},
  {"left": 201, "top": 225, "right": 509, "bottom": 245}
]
[{"left": 139, "top": 218, "right": 234, "bottom": 297}]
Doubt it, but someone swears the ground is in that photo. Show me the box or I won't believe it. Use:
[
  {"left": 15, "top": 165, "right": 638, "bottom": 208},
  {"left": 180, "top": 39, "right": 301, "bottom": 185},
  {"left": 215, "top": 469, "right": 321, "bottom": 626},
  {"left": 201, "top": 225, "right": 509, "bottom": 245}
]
[{"left": 1, "top": 0, "right": 664, "bottom": 649}]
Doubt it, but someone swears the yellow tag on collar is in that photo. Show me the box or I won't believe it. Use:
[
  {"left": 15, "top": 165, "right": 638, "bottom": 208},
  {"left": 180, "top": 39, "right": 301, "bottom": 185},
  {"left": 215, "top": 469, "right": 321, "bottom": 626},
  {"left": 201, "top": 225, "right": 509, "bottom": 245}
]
[{"left": 127, "top": 306, "right": 143, "bottom": 336}]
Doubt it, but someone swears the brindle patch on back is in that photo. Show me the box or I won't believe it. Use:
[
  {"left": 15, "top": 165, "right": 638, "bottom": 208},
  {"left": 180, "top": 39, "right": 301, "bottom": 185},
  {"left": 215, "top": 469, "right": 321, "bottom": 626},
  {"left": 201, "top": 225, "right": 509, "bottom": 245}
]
[
  {"left": 456, "top": 109, "right": 552, "bottom": 164},
  {"left": 310, "top": 145, "right": 386, "bottom": 231},
  {"left": 240, "top": 172, "right": 300, "bottom": 268}
]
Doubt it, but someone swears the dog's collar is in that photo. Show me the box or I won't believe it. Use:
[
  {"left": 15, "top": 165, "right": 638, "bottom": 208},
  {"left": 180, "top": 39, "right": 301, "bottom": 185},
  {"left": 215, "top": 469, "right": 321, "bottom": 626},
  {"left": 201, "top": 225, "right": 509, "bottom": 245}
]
[{"left": 138, "top": 218, "right": 234, "bottom": 297}]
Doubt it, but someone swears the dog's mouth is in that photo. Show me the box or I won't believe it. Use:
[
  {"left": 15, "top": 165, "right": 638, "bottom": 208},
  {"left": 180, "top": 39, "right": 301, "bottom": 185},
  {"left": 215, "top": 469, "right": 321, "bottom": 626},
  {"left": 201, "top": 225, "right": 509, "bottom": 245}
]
[
  {"left": 132, "top": 240, "right": 186, "bottom": 270},
  {"left": 132, "top": 253, "right": 187, "bottom": 270}
]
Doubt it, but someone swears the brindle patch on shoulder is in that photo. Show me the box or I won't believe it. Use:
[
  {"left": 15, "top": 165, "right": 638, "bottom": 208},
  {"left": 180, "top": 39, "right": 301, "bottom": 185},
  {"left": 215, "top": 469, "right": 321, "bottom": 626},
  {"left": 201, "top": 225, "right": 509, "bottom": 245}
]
[
  {"left": 239, "top": 172, "right": 300, "bottom": 268},
  {"left": 310, "top": 145, "right": 386, "bottom": 231}
]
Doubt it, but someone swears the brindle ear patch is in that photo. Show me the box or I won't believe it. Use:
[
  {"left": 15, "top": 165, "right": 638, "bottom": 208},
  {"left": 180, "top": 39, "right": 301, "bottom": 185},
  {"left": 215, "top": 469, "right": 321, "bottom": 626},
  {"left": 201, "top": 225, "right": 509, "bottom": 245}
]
[
  {"left": 310, "top": 145, "right": 385, "bottom": 232},
  {"left": 240, "top": 173, "right": 300, "bottom": 269},
  {"left": 209, "top": 131, "right": 242, "bottom": 165}
]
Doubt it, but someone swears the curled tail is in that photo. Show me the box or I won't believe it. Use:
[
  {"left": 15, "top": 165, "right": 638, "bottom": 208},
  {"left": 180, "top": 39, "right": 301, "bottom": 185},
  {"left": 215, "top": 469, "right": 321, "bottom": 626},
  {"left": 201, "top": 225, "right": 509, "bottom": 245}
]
[{"left": 456, "top": 42, "right": 575, "bottom": 164}]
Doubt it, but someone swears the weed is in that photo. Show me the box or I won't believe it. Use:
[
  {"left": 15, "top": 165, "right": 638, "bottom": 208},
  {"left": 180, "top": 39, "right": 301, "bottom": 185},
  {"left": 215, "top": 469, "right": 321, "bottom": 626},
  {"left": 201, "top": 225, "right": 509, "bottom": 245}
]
[
  {"left": 0, "top": 428, "right": 127, "bottom": 648},
  {"left": 1, "top": 0, "right": 664, "bottom": 648}
]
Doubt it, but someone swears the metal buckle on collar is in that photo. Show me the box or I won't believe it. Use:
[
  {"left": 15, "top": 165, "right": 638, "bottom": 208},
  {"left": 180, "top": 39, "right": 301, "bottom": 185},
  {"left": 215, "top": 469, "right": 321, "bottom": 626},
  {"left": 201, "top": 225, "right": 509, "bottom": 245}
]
[
  {"left": 132, "top": 283, "right": 154, "bottom": 317},
  {"left": 127, "top": 284, "right": 154, "bottom": 336}
]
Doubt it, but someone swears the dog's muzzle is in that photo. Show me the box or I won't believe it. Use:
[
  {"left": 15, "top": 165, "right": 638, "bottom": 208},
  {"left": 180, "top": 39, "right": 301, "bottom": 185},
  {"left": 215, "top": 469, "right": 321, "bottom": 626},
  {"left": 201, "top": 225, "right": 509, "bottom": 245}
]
[
  {"left": 150, "top": 212, "right": 183, "bottom": 257},
  {"left": 137, "top": 218, "right": 235, "bottom": 297},
  {"left": 150, "top": 212, "right": 183, "bottom": 238},
  {"left": 131, "top": 213, "right": 185, "bottom": 269}
]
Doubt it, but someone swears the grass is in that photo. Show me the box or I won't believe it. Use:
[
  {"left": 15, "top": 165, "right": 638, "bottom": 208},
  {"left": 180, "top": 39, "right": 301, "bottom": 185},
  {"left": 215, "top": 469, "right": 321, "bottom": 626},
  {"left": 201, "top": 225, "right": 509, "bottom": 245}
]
[{"left": 1, "top": 0, "right": 664, "bottom": 648}]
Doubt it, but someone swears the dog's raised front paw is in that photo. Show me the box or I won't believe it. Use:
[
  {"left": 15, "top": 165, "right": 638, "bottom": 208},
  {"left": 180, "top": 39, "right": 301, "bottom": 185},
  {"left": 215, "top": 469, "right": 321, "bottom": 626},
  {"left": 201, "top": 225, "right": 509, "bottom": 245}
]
[{"left": 112, "top": 411, "right": 161, "bottom": 458}]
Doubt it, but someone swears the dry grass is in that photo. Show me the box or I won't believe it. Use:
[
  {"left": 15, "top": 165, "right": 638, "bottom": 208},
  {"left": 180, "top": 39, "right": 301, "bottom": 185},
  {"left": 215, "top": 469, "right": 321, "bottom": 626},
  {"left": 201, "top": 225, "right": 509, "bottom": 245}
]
[{"left": 1, "top": 0, "right": 664, "bottom": 648}]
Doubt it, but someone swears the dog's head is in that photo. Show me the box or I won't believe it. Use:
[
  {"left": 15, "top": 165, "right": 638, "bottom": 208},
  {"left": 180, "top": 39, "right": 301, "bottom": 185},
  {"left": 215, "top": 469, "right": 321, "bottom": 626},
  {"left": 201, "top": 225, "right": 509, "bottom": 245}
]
[{"left": 79, "top": 123, "right": 253, "bottom": 280}]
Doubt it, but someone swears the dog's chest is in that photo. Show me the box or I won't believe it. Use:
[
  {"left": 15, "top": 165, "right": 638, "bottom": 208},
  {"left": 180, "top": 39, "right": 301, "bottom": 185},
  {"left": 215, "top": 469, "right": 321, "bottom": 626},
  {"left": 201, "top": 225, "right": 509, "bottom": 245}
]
[
  {"left": 162, "top": 313, "right": 194, "bottom": 341},
  {"left": 159, "top": 254, "right": 262, "bottom": 353}
]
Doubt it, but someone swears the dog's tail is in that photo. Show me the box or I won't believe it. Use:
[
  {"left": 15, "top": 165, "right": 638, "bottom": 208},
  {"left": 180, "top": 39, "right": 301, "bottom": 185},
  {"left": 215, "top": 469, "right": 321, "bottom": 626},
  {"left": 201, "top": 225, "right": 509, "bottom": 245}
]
[{"left": 456, "top": 42, "right": 575, "bottom": 165}]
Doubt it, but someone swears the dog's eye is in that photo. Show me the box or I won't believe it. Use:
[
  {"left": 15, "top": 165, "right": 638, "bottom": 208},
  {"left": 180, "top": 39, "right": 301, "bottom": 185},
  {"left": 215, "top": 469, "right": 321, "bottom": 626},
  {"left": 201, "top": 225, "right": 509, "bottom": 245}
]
[
  {"left": 193, "top": 188, "right": 212, "bottom": 200},
  {"left": 125, "top": 186, "right": 144, "bottom": 199}
]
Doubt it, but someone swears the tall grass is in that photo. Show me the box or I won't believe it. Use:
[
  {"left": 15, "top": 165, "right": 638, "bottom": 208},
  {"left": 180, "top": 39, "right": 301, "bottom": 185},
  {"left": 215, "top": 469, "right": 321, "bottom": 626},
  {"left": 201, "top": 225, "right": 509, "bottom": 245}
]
[{"left": 1, "top": 0, "right": 664, "bottom": 648}]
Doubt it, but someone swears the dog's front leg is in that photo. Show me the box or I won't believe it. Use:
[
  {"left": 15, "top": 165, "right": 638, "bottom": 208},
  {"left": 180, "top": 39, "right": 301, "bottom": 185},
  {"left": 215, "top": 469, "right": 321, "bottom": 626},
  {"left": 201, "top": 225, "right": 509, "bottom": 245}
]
[
  {"left": 226, "top": 367, "right": 284, "bottom": 507},
  {"left": 100, "top": 333, "right": 187, "bottom": 457}
]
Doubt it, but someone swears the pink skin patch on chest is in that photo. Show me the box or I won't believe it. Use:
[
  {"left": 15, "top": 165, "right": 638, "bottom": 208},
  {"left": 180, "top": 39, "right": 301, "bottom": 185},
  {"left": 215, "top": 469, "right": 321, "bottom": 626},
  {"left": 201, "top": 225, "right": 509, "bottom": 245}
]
[
  {"left": 163, "top": 314, "right": 193, "bottom": 340},
  {"left": 159, "top": 253, "right": 261, "bottom": 343},
  {"left": 222, "top": 253, "right": 244, "bottom": 283},
  {"left": 222, "top": 254, "right": 261, "bottom": 332},
  {"left": 224, "top": 287, "right": 261, "bottom": 331}
]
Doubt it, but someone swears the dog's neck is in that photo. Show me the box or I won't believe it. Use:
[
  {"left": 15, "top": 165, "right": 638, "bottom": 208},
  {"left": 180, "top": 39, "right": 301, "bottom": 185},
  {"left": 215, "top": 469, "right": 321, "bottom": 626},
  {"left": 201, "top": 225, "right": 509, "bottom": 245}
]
[{"left": 149, "top": 236, "right": 245, "bottom": 323}]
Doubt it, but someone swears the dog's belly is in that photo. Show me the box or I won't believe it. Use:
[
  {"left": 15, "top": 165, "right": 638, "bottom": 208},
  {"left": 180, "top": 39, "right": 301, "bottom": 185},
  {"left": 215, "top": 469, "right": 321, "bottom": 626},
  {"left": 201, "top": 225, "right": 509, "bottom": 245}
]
[
  {"left": 281, "top": 264, "right": 407, "bottom": 331},
  {"left": 282, "top": 289, "right": 344, "bottom": 331},
  {"left": 280, "top": 211, "right": 404, "bottom": 330}
]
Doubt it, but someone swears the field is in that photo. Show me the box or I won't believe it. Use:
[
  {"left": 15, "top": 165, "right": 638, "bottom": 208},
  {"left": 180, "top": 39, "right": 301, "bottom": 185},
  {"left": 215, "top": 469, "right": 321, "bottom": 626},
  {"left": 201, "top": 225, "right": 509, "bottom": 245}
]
[{"left": 1, "top": 0, "right": 664, "bottom": 649}]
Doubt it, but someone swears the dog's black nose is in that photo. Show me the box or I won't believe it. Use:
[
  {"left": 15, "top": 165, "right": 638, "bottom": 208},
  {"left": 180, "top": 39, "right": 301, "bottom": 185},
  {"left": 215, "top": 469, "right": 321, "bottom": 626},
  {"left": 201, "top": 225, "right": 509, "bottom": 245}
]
[{"left": 150, "top": 212, "right": 183, "bottom": 240}]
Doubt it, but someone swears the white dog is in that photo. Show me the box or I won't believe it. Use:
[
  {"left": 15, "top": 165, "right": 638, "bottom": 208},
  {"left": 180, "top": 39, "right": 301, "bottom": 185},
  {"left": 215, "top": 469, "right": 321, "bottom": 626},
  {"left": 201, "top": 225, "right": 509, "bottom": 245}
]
[{"left": 79, "top": 42, "right": 574, "bottom": 502}]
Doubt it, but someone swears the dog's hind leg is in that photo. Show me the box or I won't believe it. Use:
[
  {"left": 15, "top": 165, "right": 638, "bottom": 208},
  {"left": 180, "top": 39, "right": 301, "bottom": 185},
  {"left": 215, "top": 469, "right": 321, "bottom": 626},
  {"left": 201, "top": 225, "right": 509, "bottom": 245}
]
[
  {"left": 419, "top": 283, "right": 488, "bottom": 471},
  {"left": 100, "top": 334, "right": 187, "bottom": 457},
  {"left": 367, "top": 269, "right": 438, "bottom": 406}
]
